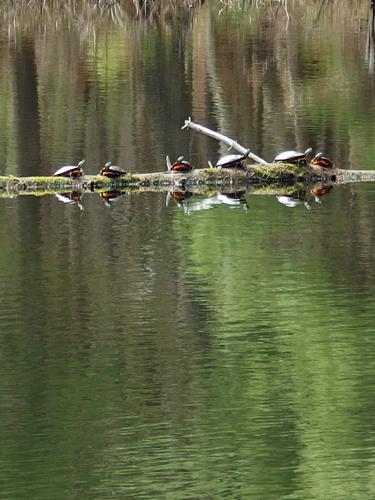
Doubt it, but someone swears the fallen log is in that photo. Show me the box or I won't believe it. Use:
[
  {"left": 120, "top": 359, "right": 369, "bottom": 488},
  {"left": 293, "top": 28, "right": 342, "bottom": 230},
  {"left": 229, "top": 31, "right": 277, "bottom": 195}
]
[
  {"left": 0, "top": 162, "right": 335, "bottom": 195},
  {"left": 0, "top": 162, "right": 373, "bottom": 198}
]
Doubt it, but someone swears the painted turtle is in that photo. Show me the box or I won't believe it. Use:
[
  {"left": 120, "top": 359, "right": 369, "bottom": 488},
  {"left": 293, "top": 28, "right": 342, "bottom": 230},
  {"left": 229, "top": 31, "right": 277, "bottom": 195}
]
[
  {"left": 166, "top": 155, "right": 194, "bottom": 172},
  {"left": 310, "top": 152, "right": 333, "bottom": 169},
  {"left": 215, "top": 149, "right": 250, "bottom": 169},
  {"left": 53, "top": 160, "right": 85, "bottom": 178},
  {"left": 274, "top": 148, "right": 312, "bottom": 165},
  {"left": 100, "top": 162, "right": 127, "bottom": 178}
]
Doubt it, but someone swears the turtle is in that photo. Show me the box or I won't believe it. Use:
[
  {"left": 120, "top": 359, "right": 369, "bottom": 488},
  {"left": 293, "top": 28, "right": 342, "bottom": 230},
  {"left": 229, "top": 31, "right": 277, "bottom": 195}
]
[
  {"left": 273, "top": 148, "right": 312, "bottom": 165},
  {"left": 215, "top": 149, "right": 250, "bottom": 169},
  {"left": 53, "top": 160, "right": 85, "bottom": 178},
  {"left": 166, "top": 155, "right": 194, "bottom": 172},
  {"left": 310, "top": 152, "right": 333, "bottom": 169},
  {"left": 100, "top": 161, "right": 127, "bottom": 178}
]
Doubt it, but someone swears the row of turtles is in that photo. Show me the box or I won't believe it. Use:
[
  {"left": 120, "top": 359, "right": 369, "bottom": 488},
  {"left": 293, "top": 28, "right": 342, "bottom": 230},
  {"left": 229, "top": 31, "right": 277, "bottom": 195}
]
[
  {"left": 52, "top": 148, "right": 333, "bottom": 178},
  {"left": 166, "top": 147, "right": 333, "bottom": 172}
]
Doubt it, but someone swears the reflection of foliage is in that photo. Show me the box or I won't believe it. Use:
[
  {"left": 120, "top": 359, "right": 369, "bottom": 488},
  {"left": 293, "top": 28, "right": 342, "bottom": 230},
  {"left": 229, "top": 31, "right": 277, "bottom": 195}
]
[
  {"left": 0, "top": 0, "right": 205, "bottom": 27},
  {"left": 169, "top": 189, "right": 375, "bottom": 498}
]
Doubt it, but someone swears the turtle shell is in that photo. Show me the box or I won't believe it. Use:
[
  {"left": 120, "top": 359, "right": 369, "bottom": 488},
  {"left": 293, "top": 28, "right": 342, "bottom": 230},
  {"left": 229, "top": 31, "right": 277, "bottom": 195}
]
[
  {"left": 274, "top": 148, "right": 311, "bottom": 164},
  {"left": 171, "top": 157, "right": 193, "bottom": 172},
  {"left": 53, "top": 160, "right": 85, "bottom": 177},
  {"left": 310, "top": 153, "right": 333, "bottom": 169},
  {"left": 100, "top": 162, "right": 126, "bottom": 177},
  {"left": 216, "top": 150, "right": 249, "bottom": 169}
]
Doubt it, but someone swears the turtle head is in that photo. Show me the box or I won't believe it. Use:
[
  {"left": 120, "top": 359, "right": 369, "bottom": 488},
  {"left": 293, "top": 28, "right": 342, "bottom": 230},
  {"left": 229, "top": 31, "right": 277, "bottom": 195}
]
[{"left": 104, "top": 161, "right": 112, "bottom": 168}]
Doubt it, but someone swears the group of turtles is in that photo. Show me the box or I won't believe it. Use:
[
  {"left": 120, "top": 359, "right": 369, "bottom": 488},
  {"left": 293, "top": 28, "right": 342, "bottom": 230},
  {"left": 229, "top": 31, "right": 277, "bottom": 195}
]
[
  {"left": 165, "top": 147, "right": 333, "bottom": 172},
  {"left": 53, "top": 160, "right": 126, "bottom": 178},
  {"left": 52, "top": 147, "right": 333, "bottom": 179}
]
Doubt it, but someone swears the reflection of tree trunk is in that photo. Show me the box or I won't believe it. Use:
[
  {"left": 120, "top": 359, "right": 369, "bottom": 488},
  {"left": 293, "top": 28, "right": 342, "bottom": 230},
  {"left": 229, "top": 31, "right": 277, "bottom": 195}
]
[
  {"left": 10, "top": 36, "right": 42, "bottom": 312},
  {"left": 191, "top": 5, "right": 210, "bottom": 131},
  {"left": 366, "top": 6, "right": 375, "bottom": 72},
  {"left": 11, "top": 35, "right": 41, "bottom": 176}
]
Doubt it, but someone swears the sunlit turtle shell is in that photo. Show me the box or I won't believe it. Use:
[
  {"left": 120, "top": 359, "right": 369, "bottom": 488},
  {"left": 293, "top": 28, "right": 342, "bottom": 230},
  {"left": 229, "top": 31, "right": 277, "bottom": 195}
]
[
  {"left": 53, "top": 160, "right": 85, "bottom": 178},
  {"left": 100, "top": 162, "right": 126, "bottom": 177},
  {"left": 216, "top": 150, "right": 250, "bottom": 169},
  {"left": 166, "top": 156, "right": 194, "bottom": 172},
  {"left": 274, "top": 148, "right": 312, "bottom": 164}
]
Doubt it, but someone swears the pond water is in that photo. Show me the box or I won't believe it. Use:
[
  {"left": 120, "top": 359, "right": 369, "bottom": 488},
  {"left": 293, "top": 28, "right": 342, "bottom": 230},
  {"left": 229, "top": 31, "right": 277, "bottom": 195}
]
[{"left": 1, "top": 1, "right": 375, "bottom": 499}]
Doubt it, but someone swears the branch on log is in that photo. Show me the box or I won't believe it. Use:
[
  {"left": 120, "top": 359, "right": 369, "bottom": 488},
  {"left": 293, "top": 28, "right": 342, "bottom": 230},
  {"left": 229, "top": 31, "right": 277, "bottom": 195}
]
[{"left": 181, "top": 117, "right": 268, "bottom": 165}]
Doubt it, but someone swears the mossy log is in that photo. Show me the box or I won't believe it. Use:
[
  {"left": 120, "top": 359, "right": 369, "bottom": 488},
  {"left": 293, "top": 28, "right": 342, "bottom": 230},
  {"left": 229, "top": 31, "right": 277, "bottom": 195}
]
[{"left": 0, "top": 162, "right": 360, "bottom": 198}]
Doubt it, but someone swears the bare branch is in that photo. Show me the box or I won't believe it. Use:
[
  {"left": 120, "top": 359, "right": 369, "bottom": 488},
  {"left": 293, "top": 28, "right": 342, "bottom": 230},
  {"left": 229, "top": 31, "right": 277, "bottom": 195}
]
[{"left": 182, "top": 117, "right": 268, "bottom": 165}]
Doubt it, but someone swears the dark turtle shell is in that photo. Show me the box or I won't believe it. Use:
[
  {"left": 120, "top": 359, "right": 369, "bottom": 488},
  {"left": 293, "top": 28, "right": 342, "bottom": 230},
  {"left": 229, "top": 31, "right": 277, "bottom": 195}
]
[
  {"left": 53, "top": 160, "right": 85, "bottom": 177},
  {"left": 216, "top": 150, "right": 250, "bottom": 169},
  {"left": 166, "top": 156, "right": 194, "bottom": 172},
  {"left": 310, "top": 153, "right": 333, "bottom": 169},
  {"left": 274, "top": 148, "right": 312, "bottom": 164},
  {"left": 100, "top": 162, "right": 126, "bottom": 177}
]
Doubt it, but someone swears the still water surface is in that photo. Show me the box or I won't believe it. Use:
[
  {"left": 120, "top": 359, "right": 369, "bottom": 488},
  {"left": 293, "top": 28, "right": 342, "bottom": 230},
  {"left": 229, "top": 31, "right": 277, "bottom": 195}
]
[{"left": 1, "top": 1, "right": 375, "bottom": 499}]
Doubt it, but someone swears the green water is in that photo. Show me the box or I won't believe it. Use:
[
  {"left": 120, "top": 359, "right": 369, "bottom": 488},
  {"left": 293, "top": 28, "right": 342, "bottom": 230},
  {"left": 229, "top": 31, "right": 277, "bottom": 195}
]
[{"left": 0, "top": 1, "right": 375, "bottom": 499}]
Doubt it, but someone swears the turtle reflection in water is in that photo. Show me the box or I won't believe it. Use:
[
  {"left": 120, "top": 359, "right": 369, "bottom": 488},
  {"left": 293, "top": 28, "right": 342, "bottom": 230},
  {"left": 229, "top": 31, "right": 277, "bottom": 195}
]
[
  {"left": 274, "top": 148, "right": 312, "bottom": 166},
  {"left": 166, "top": 191, "right": 193, "bottom": 208},
  {"left": 276, "top": 190, "right": 310, "bottom": 209},
  {"left": 100, "top": 190, "right": 124, "bottom": 207},
  {"left": 53, "top": 160, "right": 85, "bottom": 178},
  {"left": 310, "top": 185, "right": 333, "bottom": 203},
  {"left": 216, "top": 192, "right": 249, "bottom": 210},
  {"left": 167, "top": 191, "right": 249, "bottom": 214},
  {"left": 55, "top": 191, "right": 83, "bottom": 210}
]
